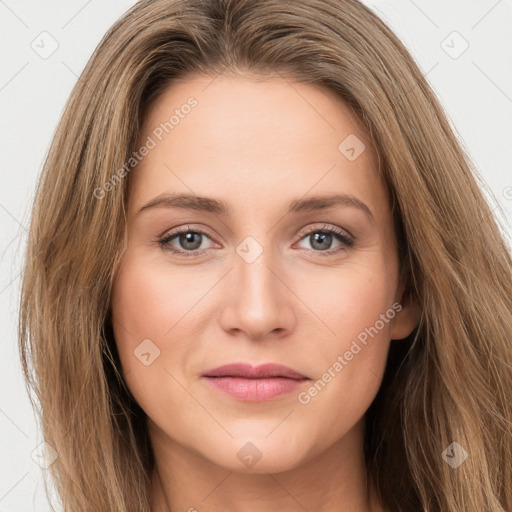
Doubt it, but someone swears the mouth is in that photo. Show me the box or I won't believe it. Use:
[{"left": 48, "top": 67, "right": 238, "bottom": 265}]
[{"left": 201, "top": 362, "right": 310, "bottom": 402}]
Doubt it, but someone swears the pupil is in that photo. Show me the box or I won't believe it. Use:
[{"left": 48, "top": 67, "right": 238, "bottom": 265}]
[
  {"left": 311, "top": 232, "right": 331, "bottom": 251},
  {"left": 177, "top": 231, "right": 333, "bottom": 252},
  {"left": 181, "top": 232, "right": 201, "bottom": 250}
]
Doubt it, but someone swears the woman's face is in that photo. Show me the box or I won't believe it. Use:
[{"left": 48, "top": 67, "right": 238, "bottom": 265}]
[{"left": 110, "top": 73, "right": 419, "bottom": 473}]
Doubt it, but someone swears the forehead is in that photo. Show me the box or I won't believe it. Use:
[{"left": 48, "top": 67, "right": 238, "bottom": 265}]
[{"left": 129, "top": 74, "right": 387, "bottom": 219}]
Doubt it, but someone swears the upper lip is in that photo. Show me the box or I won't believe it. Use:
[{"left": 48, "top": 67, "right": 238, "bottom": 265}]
[{"left": 202, "top": 363, "right": 309, "bottom": 380}]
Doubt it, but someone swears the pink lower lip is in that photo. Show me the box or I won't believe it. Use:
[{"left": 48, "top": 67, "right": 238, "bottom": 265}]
[{"left": 203, "top": 376, "right": 308, "bottom": 401}]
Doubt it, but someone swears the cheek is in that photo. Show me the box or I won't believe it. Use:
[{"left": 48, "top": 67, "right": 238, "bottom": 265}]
[
  {"left": 291, "top": 259, "right": 396, "bottom": 435},
  {"left": 109, "top": 256, "right": 200, "bottom": 404},
  {"left": 112, "top": 265, "right": 170, "bottom": 345},
  {"left": 294, "top": 258, "right": 396, "bottom": 345},
  {"left": 111, "top": 253, "right": 212, "bottom": 341}
]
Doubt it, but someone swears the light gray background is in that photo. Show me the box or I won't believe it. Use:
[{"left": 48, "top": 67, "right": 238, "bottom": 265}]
[{"left": 1, "top": 0, "right": 511, "bottom": 510}]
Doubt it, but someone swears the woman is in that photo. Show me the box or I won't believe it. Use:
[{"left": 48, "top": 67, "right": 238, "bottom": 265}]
[{"left": 19, "top": 0, "right": 512, "bottom": 511}]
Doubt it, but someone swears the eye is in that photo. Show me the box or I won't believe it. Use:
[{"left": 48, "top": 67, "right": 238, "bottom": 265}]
[
  {"left": 157, "top": 223, "right": 355, "bottom": 257},
  {"left": 157, "top": 225, "right": 216, "bottom": 256},
  {"left": 295, "top": 224, "right": 355, "bottom": 255}
]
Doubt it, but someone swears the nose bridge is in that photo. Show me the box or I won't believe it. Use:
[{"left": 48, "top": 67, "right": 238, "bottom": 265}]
[
  {"left": 219, "top": 234, "right": 295, "bottom": 339},
  {"left": 237, "top": 247, "right": 278, "bottom": 301}
]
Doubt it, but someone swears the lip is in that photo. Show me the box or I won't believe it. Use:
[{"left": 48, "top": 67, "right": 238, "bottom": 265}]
[
  {"left": 202, "top": 363, "right": 310, "bottom": 402},
  {"left": 203, "top": 362, "right": 309, "bottom": 380}
]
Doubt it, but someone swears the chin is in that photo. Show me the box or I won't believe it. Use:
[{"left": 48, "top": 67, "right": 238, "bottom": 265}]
[{"left": 199, "top": 432, "right": 313, "bottom": 474}]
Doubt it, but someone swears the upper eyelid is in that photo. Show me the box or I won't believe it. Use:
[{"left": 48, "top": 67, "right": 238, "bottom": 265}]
[
  {"left": 161, "top": 223, "right": 351, "bottom": 240},
  {"left": 159, "top": 224, "right": 353, "bottom": 250},
  {"left": 296, "top": 223, "right": 353, "bottom": 240}
]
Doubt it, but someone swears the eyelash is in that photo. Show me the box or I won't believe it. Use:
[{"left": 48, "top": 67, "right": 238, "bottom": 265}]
[{"left": 156, "top": 224, "right": 355, "bottom": 257}]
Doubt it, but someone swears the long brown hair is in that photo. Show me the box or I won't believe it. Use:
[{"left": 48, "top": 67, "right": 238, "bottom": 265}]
[{"left": 19, "top": 0, "right": 512, "bottom": 510}]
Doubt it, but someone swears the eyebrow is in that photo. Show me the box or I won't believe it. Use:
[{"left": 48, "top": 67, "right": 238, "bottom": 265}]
[{"left": 138, "top": 192, "right": 374, "bottom": 220}]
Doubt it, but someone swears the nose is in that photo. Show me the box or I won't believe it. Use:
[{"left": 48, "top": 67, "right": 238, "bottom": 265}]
[{"left": 219, "top": 247, "right": 297, "bottom": 341}]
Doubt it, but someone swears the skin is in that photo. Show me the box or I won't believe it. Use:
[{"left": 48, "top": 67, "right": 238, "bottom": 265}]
[{"left": 110, "top": 73, "right": 420, "bottom": 512}]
